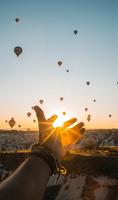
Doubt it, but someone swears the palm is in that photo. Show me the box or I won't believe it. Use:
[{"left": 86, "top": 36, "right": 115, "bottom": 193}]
[{"left": 33, "top": 106, "right": 85, "bottom": 160}]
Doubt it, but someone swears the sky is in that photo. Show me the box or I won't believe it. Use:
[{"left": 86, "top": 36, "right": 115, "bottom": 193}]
[{"left": 0, "top": 0, "right": 118, "bottom": 130}]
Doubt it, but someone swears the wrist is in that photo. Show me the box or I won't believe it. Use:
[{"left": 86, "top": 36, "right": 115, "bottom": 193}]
[
  {"left": 31, "top": 144, "right": 59, "bottom": 175},
  {"left": 30, "top": 155, "right": 51, "bottom": 175},
  {"left": 31, "top": 143, "right": 67, "bottom": 177}
]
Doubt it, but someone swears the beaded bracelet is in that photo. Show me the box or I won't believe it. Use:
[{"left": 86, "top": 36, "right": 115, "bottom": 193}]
[{"left": 31, "top": 143, "right": 67, "bottom": 178}]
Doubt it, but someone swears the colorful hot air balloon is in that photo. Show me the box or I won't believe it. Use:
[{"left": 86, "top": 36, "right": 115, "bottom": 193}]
[
  {"left": 74, "top": 30, "right": 78, "bottom": 35},
  {"left": 9, "top": 118, "right": 16, "bottom": 128},
  {"left": 85, "top": 108, "right": 88, "bottom": 112},
  {"left": 60, "top": 97, "right": 64, "bottom": 101},
  {"left": 15, "top": 17, "right": 20, "bottom": 23},
  {"left": 27, "top": 112, "right": 31, "bottom": 117},
  {"left": 62, "top": 112, "right": 66, "bottom": 116},
  {"left": 39, "top": 99, "right": 44, "bottom": 104},
  {"left": 86, "top": 81, "right": 90, "bottom": 86},
  {"left": 58, "top": 61, "right": 62, "bottom": 66},
  {"left": 14, "top": 46, "right": 23, "bottom": 57}
]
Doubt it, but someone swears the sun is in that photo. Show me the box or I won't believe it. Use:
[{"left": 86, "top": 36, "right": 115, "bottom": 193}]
[
  {"left": 53, "top": 112, "right": 67, "bottom": 128},
  {"left": 53, "top": 117, "right": 64, "bottom": 128}
]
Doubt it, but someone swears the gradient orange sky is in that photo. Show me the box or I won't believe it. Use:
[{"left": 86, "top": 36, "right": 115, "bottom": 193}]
[{"left": 0, "top": 0, "right": 118, "bottom": 130}]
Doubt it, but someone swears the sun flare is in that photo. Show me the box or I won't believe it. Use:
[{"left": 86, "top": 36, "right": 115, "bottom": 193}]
[
  {"left": 53, "top": 118, "right": 64, "bottom": 128},
  {"left": 53, "top": 112, "right": 67, "bottom": 128}
]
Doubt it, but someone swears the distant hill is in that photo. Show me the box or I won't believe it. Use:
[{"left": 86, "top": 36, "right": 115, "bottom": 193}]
[
  {"left": 73, "top": 129, "right": 118, "bottom": 150},
  {"left": 0, "top": 129, "right": 118, "bottom": 152}
]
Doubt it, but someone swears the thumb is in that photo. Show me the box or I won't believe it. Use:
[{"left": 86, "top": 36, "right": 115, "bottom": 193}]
[{"left": 33, "top": 106, "right": 46, "bottom": 122}]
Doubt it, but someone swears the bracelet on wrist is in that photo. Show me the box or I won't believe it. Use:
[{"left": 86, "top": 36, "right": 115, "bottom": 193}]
[{"left": 31, "top": 143, "right": 67, "bottom": 178}]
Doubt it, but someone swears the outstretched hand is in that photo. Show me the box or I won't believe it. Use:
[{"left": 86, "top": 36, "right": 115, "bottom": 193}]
[{"left": 33, "top": 106, "right": 85, "bottom": 160}]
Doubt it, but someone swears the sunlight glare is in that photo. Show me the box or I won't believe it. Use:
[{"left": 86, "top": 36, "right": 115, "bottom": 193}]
[{"left": 53, "top": 112, "right": 67, "bottom": 128}]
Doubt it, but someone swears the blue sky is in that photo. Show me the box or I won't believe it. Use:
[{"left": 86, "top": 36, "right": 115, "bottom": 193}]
[{"left": 0, "top": 0, "right": 118, "bottom": 129}]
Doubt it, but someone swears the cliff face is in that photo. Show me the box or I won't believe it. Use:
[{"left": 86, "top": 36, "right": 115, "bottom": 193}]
[
  {"left": 0, "top": 129, "right": 118, "bottom": 151},
  {"left": 72, "top": 129, "right": 118, "bottom": 150}
]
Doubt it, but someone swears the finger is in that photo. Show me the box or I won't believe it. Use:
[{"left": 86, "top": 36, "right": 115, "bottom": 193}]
[
  {"left": 33, "top": 106, "right": 46, "bottom": 122},
  {"left": 72, "top": 122, "right": 84, "bottom": 131},
  {"left": 63, "top": 118, "right": 77, "bottom": 128},
  {"left": 80, "top": 128, "right": 86, "bottom": 135},
  {"left": 47, "top": 115, "right": 57, "bottom": 124},
  {"left": 62, "top": 129, "right": 81, "bottom": 146},
  {"left": 62, "top": 123, "right": 84, "bottom": 146}
]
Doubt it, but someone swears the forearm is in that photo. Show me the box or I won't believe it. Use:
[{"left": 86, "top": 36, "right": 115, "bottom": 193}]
[{"left": 0, "top": 156, "right": 51, "bottom": 200}]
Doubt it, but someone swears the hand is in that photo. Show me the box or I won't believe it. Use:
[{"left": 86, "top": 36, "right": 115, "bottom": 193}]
[{"left": 33, "top": 106, "right": 85, "bottom": 160}]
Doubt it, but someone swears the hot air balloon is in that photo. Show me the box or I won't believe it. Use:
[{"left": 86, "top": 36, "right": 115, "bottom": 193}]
[
  {"left": 58, "top": 61, "right": 62, "bottom": 66},
  {"left": 39, "top": 99, "right": 44, "bottom": 104},
  {"left": 74, "top": 30, "right": 78, "bottom": 35},
  {"left": 87, "top": 117, "right": 91, "bottom": 122},
  {"left": 27, "top": 112, "right": 31, "bottom": 117},
  {"left": 14, "top": 46, "right": 23, "bottom": 57},
  {"left": 62, "top": 112, "right": 66, "bottom": 116},
  {"left": 33, "top": 120, "right": 36, "bottom": 123},
  {"left": 85, "top": 108, "right": 88, "bottom": 112},
  {"left": 93, "top": 99, "right": 96, "bottom": 102},
  {"left": 88, "top": 114, "right": 91, "bottom": 118},
  {"left": 5, "top": 120, "right": 8, "bottom": 123},
  {"left": 9, "top": 118, "right": 16, "bottom": 128},
  {"left": 86, "top": 81, "right": 90, "bottom": 86},
  {"left": 60, "top": 97, "right": 64, "bottom": 101},
  {"left": 117, "top": 81, "right": 118, "bottom": 85},
  {"left": 18, "top": 125, "right": 21, "bottom": 128},
  {"left": 66, "top": 69, "right": 69, "bottom": 73},
  {"left": 15, "top": 17, "right": 20, "bottom": 23},
  {"left": 108, "top": 114, "right": 112, "bottom": 118}
]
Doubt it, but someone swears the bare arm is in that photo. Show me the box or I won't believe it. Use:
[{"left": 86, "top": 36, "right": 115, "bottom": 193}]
[{"left": 0, "top": 156, "right": 51, "bottom": 200}]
